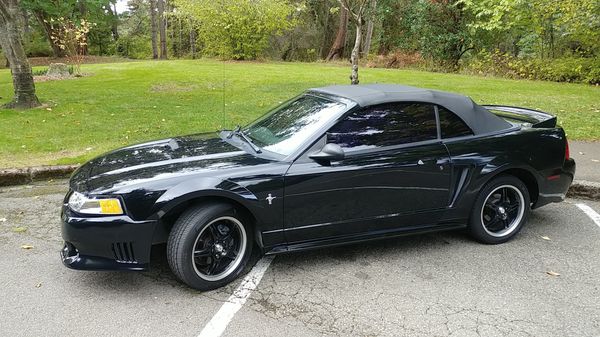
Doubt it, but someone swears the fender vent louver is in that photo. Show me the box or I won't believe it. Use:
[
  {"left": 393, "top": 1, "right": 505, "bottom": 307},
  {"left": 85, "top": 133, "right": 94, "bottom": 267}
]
[
  {"left": 111, "top": 242, "right": 137, "bottom": 263},
  {"left": 449, "top": 167, "right": 470, "bottom": 207}
]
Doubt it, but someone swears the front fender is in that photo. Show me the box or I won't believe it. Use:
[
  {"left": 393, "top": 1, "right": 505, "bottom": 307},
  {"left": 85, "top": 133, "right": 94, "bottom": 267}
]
[
  {"left": 148, "top": 176, "right": 285, "bottom": 250},
  {"left": 153, "top": 177, "right": 259, "bottom": 219}
]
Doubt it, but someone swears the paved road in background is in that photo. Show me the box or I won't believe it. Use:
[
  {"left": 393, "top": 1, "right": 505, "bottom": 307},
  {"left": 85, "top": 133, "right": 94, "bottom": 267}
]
[{"left": 1, "top": 181, "right": 599, "bottom": 337}]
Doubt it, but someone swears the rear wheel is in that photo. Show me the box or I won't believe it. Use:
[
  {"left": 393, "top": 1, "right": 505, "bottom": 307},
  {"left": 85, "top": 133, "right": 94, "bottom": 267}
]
[
  {"left": 469, "top": 175, "right": 530, "bottom": 244},
  {"left": 167, "top": 203, "right": 253, "bottom": 290}
]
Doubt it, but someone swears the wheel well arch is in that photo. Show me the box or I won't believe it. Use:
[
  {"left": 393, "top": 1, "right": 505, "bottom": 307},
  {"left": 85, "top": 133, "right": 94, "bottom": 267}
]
[
  {"left": 153, "top": 196, "right": 262, "bottom": 248},
  {"left": 490, "top": 168, "right": 539, "bottom": 204}
]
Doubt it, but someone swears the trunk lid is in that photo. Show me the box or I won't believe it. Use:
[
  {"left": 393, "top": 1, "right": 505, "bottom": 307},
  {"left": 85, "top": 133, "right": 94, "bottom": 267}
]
[{"left": 483, "top": 105, "right": 557, "bottom": 128}]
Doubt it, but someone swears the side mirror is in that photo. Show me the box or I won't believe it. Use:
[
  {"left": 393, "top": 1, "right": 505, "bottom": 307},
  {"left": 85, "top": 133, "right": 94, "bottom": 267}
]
[{"left": 309, "top": 143, "right": 345, "bottom": 164}]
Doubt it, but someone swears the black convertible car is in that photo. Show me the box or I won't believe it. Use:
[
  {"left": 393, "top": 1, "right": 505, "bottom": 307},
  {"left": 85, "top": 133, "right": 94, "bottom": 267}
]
[{"left": 61, "top": 84, "right": 575, "bottom": 290}]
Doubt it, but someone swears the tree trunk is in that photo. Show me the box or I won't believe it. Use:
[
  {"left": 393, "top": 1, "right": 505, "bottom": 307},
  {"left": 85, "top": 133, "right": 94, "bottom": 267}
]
[
  {"left": 189, "top": 27, "right": 196, "bottom": 59},
  {"left": 157, "top": 0, "right": 167, "bottom": 59},
  {"left": 178, "top": 17, "right": 182, "bottom": 57},
  {"left": 326, "top": 7, "right": 348, "bottom": 61},
  {"left": 0, "top": 0, "right": 41, "bottom": 109},
  {"left": 149, "top": 0, "right": 159, "bottom": 59},
  {"left": 362, "top": 0, "right": 376, "bottom": 56},
  {"left": 33, "top": 11, "right": 64, "bottom": 58},
  {"left": 377, "top": 18, "right": 389, "bottom": 55},
  {"left": 21, "top": 6, "right": 29, "bottom": 34},
  {"left": 106, "top": 2, "right": 119, "bottom": 41},
  {"left": 350, "top": 21, "right": 362, "bottom": 85},
  {"left": 319, "top": 0, "right": 332, "bottom": 59}
]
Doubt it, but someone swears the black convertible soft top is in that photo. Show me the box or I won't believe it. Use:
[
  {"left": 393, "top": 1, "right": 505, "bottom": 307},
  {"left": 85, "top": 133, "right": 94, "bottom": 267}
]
[{"left": 310, "top": 84, "right": 511, "bottom": 135}]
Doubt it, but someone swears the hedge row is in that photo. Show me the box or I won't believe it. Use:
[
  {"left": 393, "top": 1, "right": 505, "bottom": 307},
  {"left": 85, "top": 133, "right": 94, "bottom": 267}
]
[{"left": 463, "top": 51, "right": 600, "bottom": 85}]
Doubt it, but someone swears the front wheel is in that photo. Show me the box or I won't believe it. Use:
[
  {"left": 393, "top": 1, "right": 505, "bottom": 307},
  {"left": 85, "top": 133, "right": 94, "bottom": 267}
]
[
  {"left": 468, "top": 175, "right": 530, "bottom": 244},
  {"left": 167, "top": 203, "right": 253, "bottom": 290}
]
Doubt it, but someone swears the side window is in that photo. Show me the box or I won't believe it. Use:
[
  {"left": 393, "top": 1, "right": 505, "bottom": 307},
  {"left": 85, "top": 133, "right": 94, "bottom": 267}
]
[
  {"left": 327, "top": 103, "right": 437, "bottom": 151},
  {"left": 438, "top": 106, "right": 473, "bottom": 138}
]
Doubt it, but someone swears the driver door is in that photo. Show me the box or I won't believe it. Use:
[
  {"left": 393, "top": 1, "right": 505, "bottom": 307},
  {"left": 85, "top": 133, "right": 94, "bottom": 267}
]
[{"left": 283, "top": 102, "right": 452, "bottom": 244}]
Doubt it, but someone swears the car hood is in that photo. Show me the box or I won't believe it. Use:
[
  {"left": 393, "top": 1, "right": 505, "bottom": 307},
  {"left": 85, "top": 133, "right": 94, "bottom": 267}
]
[{"left": 70, "top": 132, "right": 271, "bottom": 193}]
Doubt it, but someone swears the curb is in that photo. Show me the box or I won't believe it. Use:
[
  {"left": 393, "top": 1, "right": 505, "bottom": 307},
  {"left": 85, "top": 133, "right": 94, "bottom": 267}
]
[
  {"left": 0, "top": 165, "right": 599, "bottom": 201},
  {"left": 567, "top": 180, "right": 600, "bottom": 201},
  {"left": 0, "top": 165, "right": 79, "bottom": 187}
]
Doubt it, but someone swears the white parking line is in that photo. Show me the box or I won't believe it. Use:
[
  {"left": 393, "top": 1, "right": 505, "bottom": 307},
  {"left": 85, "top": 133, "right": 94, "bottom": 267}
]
[
  {"left": 576, "top": 203, "right": 600, "bottom": 228},
  {"left": 198, "top": 255, "right": 275, "bottom": 337}
]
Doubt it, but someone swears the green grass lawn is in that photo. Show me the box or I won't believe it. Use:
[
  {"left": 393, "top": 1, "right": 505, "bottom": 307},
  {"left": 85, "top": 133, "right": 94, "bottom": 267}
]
[{"left": 1, "top": 59, "right": 599, "bottom": 168}]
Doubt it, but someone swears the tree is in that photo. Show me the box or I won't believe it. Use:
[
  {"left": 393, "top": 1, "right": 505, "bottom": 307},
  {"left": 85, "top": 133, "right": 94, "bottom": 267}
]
[
  {"left": 459, "top": 0, "right": 600, "bottom": 59},
  {"left": 414, "top": 0, "right": 471, "bottom": 68},
  {"left": 173, "top": 0, "right": 293, "bottom": 60},
  {"left": 104, "top": 1, "right": 119, "bottom": 41},
  {"left": 339, "top": 0, "right": 373, "bottom": 84},
  {"left": 273, "top": 1, "right": 335, "bottom": 62},
  {"left": 376, "top": 0, "right": 419, "bottom": 55},
  {"left": 20, "top": 0, "right": 71, "bottom": 57},
  {"left": 149, "top": 0, "right": 158, "bottom": 59},
  {"left": 49, "top": 17, "right": 93, "bottom": 75},
  {"left": 20, "top": 0, "right": 117, "bottom": 58},
  {"left": 326, "top": 6, "right": 348, "bottom": 61},
  {"left": 189, "top": 26, "right": 196, "bottom": 58},
  {"left": 361, "top": 0, "right": 376, "bottom": 56},
  {"left": 157, "top": 0, "right": 167, "bottom": 59},
  {"left": 0, "top": 0, "right": 41, "bottom": 108}
]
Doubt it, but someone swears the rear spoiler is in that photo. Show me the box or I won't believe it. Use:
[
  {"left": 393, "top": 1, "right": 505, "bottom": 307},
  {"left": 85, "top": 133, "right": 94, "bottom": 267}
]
[{"left": 483, "top": 105, "right": 557, "bottom": 128}]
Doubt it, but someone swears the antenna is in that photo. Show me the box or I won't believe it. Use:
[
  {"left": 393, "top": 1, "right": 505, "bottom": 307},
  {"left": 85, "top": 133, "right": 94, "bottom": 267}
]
[{"left": 220, "top": 0, "right": 226, "bottom": 131}]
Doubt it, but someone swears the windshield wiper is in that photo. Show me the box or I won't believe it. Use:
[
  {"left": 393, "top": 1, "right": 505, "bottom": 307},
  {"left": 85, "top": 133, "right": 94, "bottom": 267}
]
[{"left": 227, "top": 125, "right": 262, "bottom": 153}]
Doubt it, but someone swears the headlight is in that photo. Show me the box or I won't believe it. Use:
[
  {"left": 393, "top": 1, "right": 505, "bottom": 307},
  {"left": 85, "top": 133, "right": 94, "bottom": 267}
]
[{"left": 68, "top": 191, "right": 124, "bottom": 215}]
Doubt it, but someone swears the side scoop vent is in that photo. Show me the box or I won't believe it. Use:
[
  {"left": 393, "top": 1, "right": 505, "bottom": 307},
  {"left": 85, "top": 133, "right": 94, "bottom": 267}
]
[{"left": 111, "top": 242, "right": 137, "bottom": 263}]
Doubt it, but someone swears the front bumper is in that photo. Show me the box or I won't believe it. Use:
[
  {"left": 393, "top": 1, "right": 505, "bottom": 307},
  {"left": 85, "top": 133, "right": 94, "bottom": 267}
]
[{"left": 61, "top": 205, "right": 157, "bottom": 271}]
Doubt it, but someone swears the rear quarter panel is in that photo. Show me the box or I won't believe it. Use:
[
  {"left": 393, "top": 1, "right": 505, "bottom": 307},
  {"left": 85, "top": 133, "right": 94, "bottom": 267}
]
[{"left": 441, "top": 127, "right": 567, "bottom": 222}]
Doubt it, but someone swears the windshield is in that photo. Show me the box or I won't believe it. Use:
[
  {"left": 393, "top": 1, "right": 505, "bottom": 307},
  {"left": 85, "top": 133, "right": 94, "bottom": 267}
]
[{"left": 243, "top": 94, "right": 347, "bottom": 156}]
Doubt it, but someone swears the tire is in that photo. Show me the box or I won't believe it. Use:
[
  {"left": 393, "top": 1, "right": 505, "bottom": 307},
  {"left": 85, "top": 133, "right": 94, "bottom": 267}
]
[
  {"left": 468, "top": 175, "right": 530, "bottom": 244},
  {"left": 167, "top": 203, "right": 253, "bottom": 291}
]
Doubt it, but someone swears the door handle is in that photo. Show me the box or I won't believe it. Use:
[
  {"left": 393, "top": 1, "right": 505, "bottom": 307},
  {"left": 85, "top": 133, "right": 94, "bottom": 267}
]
[{"left": 418, "top": 159, "right": 446, "bottom": 170}]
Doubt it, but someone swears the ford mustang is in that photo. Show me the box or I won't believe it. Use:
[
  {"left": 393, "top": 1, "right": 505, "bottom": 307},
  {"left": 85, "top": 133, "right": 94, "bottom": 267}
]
[{"left": 61, "top": 84, "right": 575, "bottom": 290}]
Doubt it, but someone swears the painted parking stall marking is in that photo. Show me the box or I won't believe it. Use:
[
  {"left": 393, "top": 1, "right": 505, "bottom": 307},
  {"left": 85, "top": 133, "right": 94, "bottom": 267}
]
[
  {"left": 576, "top": 203, "right": 600, "bottom": 228},
  {"left": 198, "top": 256, "right": 275, "bottom": 337}
]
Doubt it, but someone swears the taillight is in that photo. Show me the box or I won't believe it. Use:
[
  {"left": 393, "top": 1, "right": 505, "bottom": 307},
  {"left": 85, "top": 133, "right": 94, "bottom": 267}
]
[{"left": 565, "top": 139, "right": 570, "bottom": 161}]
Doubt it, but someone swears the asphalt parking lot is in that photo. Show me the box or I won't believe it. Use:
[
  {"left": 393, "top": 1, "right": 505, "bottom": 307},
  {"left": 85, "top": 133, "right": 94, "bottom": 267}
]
[{"left": 1, "top": 180, "right": 599, "bottom": 337}]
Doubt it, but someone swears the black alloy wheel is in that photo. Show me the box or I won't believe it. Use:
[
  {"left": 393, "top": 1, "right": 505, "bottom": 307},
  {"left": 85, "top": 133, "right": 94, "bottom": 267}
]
[
  {"left": 191, "top": 216, "right": 246, "bottom": 281},
  {"left": 167, "top": 203, "right": 253, "bottom": 290},
  {"left": 469, "top": 175, "right": 530, "bottom": 244}
]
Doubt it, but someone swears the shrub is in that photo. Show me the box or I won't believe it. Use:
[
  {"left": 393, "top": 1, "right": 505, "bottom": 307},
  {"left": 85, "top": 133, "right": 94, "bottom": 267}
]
[
  {"left": 463, "top": 50, "right": 600, "bottom": 85},
  {"left": 366, "top": 51, "right": 425, "bottom": 69},
  {"left": 115, "top": 36, "right": 152, "bottom": 59},
  {"left": 31, "top": 67, "right": 48, "bottom": 76},
  {"left": 585, "top": 65, "right": 600, "bottom": 85},
  {"left": 23, "top": 31, "right": 53, "bottom": 57}
]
